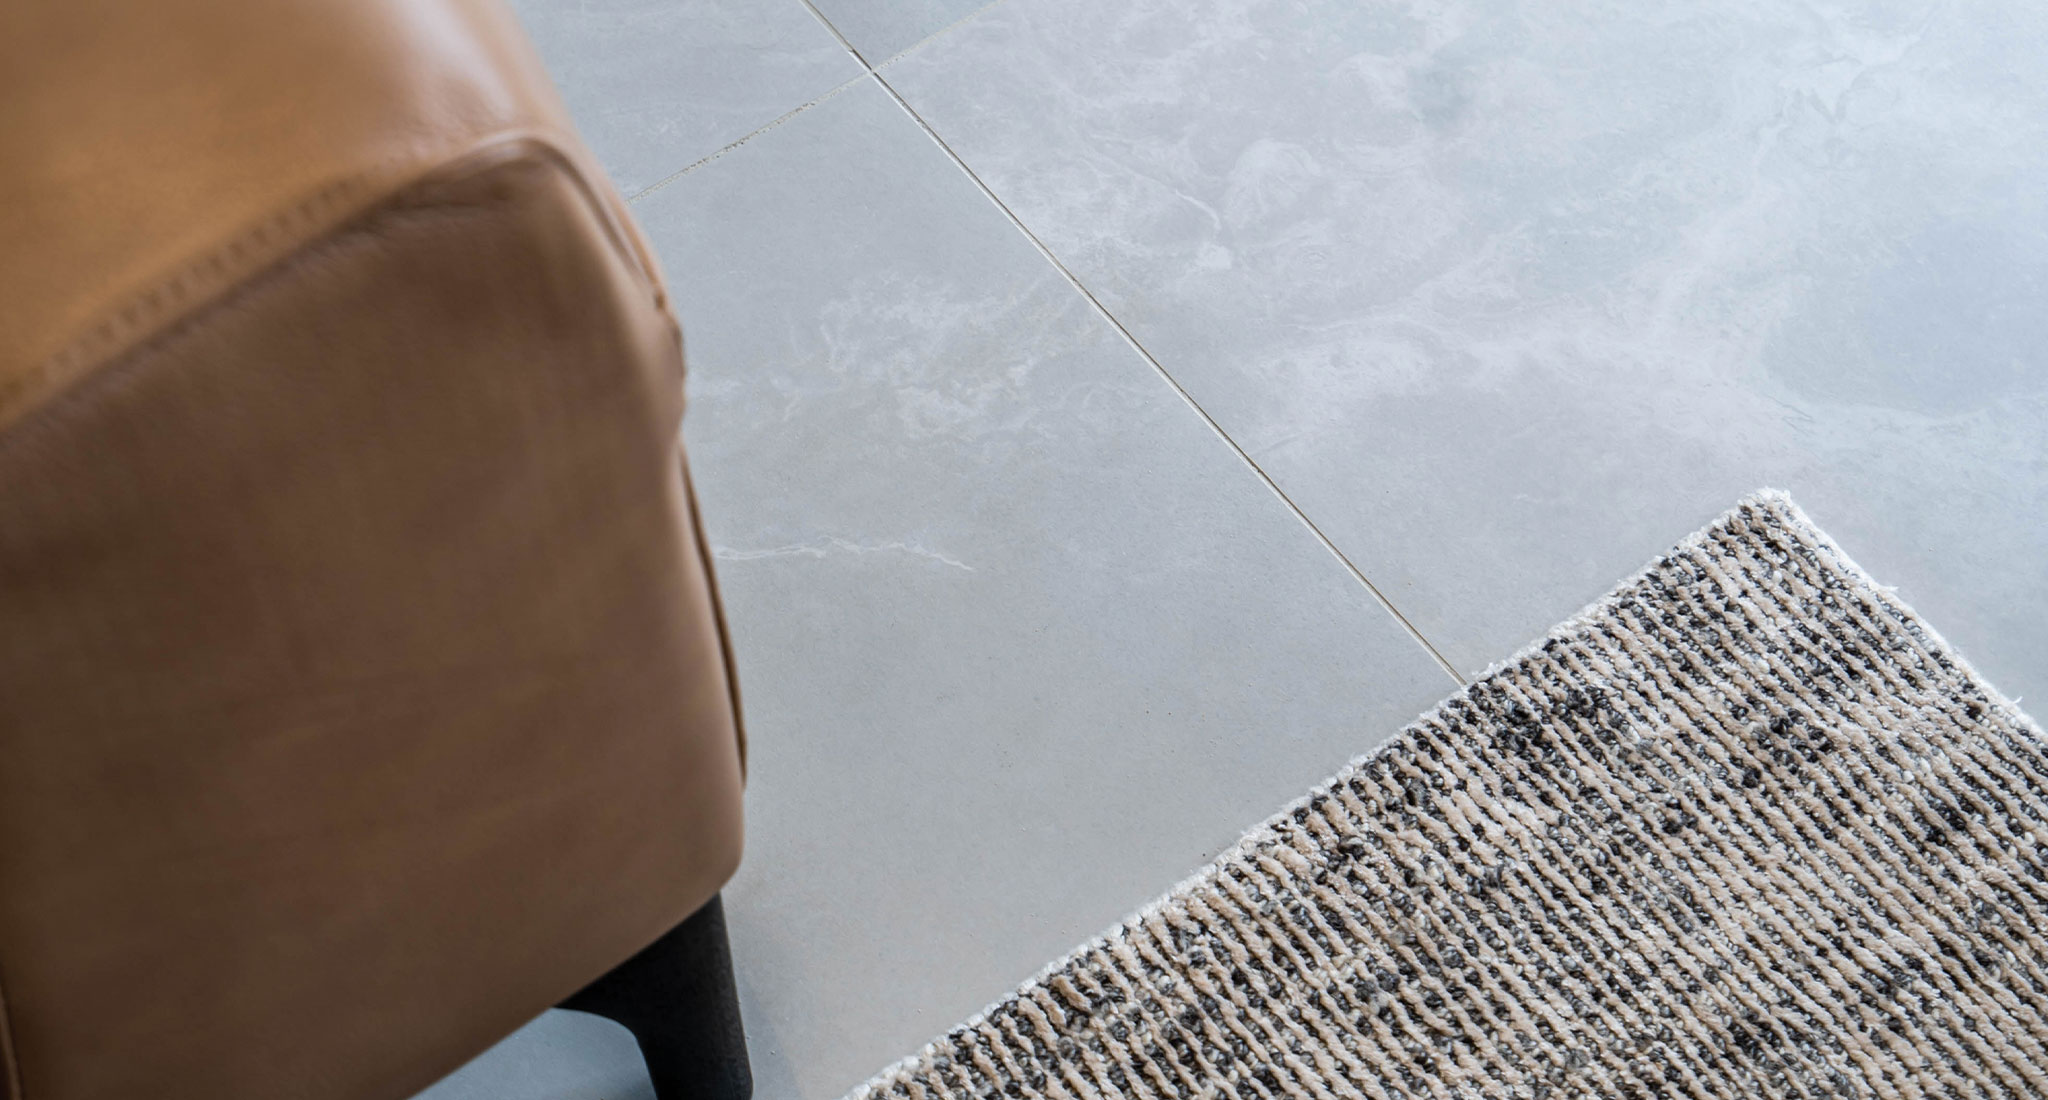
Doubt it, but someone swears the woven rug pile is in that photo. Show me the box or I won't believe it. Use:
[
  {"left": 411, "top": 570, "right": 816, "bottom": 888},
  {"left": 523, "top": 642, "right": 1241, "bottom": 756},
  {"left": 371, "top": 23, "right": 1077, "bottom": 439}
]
[{"left": 851, "top": 492, "right": 2048, "bottom": 1100}]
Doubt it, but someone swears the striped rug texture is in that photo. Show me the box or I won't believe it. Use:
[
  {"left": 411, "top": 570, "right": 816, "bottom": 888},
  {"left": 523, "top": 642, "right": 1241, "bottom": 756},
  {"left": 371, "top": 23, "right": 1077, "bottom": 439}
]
[{"left": 849, "top": 491, "right": 2048, "bottom": 1100}]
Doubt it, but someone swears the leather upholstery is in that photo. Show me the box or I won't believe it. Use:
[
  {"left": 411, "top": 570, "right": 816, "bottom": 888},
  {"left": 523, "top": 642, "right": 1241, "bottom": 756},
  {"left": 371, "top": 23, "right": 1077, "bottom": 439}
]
[{"left": 0, "top": 3, "right": 746, "bottom": 1098}]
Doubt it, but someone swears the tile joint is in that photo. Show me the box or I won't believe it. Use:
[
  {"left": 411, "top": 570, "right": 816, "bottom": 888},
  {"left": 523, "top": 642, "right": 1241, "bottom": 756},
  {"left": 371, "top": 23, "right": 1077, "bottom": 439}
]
[{"left": 800, "top": 0, "right": 1468, "bottom": 686}]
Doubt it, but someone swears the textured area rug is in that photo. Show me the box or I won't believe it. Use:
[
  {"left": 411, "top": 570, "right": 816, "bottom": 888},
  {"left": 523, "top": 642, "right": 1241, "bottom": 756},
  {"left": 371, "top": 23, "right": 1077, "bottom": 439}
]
[{"left": 850, "top": 492, "right": 2048, "bottom": 1100}]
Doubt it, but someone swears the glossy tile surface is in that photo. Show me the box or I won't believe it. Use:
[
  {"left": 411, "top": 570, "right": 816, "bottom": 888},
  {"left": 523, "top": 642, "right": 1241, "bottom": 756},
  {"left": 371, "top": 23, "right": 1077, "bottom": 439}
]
[
  {"left": 416, "top": 73, "right": 1451, "bottom": 1100},
  {"left": 646, "top": 78, "right": 1452, "bottom": 1100},
  {"left": 506, "top": 0, "right": 860, "bottom": 195},
  {"left": 885, "top": 0, "right": 2048, "bottom": 702},
  {"left": 418, "top": 1, "right": 2048, "bottom": 1097}
]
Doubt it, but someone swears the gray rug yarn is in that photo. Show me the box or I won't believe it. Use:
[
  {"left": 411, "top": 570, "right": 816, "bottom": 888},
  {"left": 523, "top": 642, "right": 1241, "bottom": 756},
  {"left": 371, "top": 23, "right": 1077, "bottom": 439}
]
[{"left": 849, "top": 492, "right": 2048, "bottom": 1100}]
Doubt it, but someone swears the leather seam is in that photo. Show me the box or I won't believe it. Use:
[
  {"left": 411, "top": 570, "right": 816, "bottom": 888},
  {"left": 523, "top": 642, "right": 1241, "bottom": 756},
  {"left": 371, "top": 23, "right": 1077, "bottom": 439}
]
[
  {"left": 0, "top": 130, "right": 659, "bottom": 438},
  {"left": 0, "top": 131, "right": 698, "bottom": 1100},
  {"left": 3, "top": 127, "right": 732, "bottom": 776},
  {"left": 0, "top": 170, "right": 377, "bottom": 434}
]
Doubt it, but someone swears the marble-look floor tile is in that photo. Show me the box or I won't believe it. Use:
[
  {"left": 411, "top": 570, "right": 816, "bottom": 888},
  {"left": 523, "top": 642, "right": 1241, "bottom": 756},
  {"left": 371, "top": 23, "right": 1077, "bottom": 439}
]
[
  {"left": 885, "top": 0, "right": 2048, "bottom": 704},
  {"left": 638, "top": 79, "right": 1451, "bottom": 1100},
  {"left": 413, "top": 1012, "right": 650, "bottom": 1100},
  {"left": 506, "top": 0, "right": 860, "bottom": 196},
  {"left": 808, "top": 0, "right": 993, "bottom": 65}
]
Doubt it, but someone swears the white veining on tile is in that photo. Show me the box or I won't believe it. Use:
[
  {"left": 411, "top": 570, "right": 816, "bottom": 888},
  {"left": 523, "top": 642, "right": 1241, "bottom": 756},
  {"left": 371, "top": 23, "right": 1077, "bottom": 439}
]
[
  {"left": 636, "top": 79, "right": 1452, "bottom": 1100},
  {"left": 887, "top": 0, "right": 2048, "bottom": 696},
  {"left": 715, "top": 538, "right": 977, "bottom": 572},
  {"left": 417, "top": 3, "right": 2048, "bottom": 1098},
  {"left": 850, "top": 56, "right": 1467, "bottom": 678}
]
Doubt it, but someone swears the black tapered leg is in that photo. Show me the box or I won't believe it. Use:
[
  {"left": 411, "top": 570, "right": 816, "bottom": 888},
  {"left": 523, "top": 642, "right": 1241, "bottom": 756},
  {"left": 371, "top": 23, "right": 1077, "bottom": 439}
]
[{"left": 558, "top": 894, "right": 752, "bottom": 1100}]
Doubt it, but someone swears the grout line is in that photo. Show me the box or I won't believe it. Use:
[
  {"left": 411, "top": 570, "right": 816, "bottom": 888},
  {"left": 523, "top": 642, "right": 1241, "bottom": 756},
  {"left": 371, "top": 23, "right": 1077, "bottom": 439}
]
[
  {"left": 626, "top": 0, "right": 1000, "bottom": 204},
  {"left": 796, "top": 0, "right": 1468, "bottom": 686},
  {"left": 627, "top": 72, "right": 869, "bottom": 203},
  {"left": 872, "top": 0, "right": 1010, "bottom": 72},
  {"left": 793, "top": 0, "right": 1008, "bottom": 70},
  {"left": 792, "top": 0, "right": 871, "bottom": 67},
  {"left": 878, "top": 90, "right": 1468, "bottom": 684},
  {"left": 869, "top": 70, "right": 1468, "bottom": 684}
]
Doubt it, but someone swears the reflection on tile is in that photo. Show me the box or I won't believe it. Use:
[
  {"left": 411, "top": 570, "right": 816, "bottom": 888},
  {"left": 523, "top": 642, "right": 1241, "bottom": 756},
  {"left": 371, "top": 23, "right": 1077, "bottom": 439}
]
[
  {"left": 809, "top": 0, "right": 992, "bottom": 64},
  {"left": 506, "top": 0, "right": 859, "bottom": 195},
  {"left": 886, "top": 0, "right": 2048, "bottom": 702},
  {"left": 412, "top": 1010, "right": 650, "bottom": 1100},
  {"left": 631, "top": 79, "right": 1451, "bottom": 1099}
]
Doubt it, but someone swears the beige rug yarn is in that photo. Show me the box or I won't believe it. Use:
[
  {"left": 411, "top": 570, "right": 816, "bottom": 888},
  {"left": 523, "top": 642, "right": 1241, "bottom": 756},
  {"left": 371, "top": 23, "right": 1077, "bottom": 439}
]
[{"left": 849, "top": 492, "right": 2048, "bottom": 1100}]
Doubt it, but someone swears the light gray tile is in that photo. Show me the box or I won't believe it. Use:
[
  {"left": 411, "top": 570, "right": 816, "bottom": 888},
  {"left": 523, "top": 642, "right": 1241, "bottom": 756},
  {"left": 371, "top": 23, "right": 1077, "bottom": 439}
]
[
  {"left": 809, "top": 0, "right": 992, "bottom": 64},
  {"left": 412, "top": 1011, "right": 651, "bottom": 1100},
  {"left": 506, "top": 0, "right": 860, "bottom": 196},
  {"left": 885, "top": 0, "right": 2048, "bottom": 703},
  {"left": 630, "top": 79, "right": 1451, "bottom": 1099}
]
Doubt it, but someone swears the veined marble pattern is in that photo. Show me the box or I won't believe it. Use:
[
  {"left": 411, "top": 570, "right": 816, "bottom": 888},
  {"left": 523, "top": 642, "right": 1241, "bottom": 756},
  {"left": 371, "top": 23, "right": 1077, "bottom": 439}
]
[
  {"left": 642, "top": 79, "right": 1452, "bottom": 1100},
  {"left": 885, "top": 0, "right": 2048, "bottom": 698},
  {"left": 418, "top": 1, "right": 2048, "bottom": 1098},
  {"left": 418, "top": 73, "right": 1451, "bottom": 1100}
]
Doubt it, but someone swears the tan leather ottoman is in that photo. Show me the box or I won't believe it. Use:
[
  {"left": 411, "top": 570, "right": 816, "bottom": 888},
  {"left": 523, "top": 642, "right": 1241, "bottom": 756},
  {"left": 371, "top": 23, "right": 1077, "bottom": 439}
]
[{"left": 0, "top": 2, "right": 748, "bottom": 1097}]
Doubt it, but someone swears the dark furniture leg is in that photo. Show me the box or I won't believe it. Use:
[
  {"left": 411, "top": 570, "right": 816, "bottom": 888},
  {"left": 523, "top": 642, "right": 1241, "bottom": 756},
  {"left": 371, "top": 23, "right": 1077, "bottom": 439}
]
[{"left": 559, "top": 894, "right": 752, "bottom": 1100}]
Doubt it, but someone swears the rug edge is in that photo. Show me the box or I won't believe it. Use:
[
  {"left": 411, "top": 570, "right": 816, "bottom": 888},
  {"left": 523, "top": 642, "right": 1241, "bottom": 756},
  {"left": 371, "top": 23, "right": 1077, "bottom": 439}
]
[
  {"left": 839, "top": 487, "right": 2039, "bottom": 1100},
  {"left": 1746, "top": 491, "right": 2037, "bottom": 739}
]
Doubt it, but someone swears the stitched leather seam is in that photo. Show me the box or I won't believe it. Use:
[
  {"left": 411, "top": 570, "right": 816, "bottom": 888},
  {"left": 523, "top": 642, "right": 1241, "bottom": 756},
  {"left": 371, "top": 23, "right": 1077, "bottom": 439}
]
[
  {"left": 0, "top": 128, "right": 730, "bottom": 775},
  {"left": 0, "top": 170, "right": 376, "bottom": 433},
  {"left": 0, "top": 137, "right": 695, "bottom": 1091},
  {"left": 0, "top": 130, "right": 658, "bottom": 438}
]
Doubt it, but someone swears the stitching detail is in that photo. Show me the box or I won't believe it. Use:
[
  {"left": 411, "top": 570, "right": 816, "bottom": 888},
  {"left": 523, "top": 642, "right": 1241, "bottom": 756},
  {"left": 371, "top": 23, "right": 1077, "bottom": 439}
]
[
  {"left": 0, "top": 134, "right": 672, "bottom": 1095},
  {"left": 0, "top": 132, "right": 688, "bottom": 1095},
  {"left": 0, "top": 130, "right": 656, "bottom": 438},
  {"left": 0, "top": 171, "right": 375, "bottom": 432}
]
